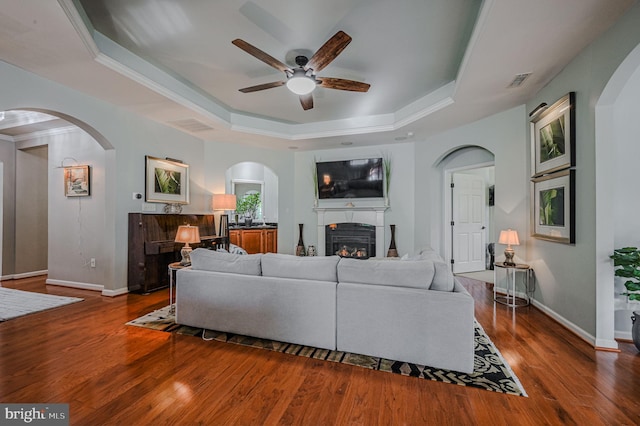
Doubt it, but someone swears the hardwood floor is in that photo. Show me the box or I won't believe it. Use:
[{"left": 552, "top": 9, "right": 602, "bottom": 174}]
[{"left": 1, "top": 276, "right": 639, "bottom": 425}]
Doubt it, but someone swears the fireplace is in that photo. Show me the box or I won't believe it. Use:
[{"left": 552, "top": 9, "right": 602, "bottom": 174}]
[
  {"left": 314, "top": 206, "right": 387, "bottom": 257},
  {"left": 325, "top": 223, "right": 376, "bottom": 258}
]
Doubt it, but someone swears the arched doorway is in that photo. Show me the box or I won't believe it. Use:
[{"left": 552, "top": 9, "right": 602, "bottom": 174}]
[
  {"left": 0, "top": 108, "right": 115, "bottom": 293},
  {"left": 595, "top": 41, "right": 640, "bottom": 348},
  {"left": 437, "top": 146, "right": 495, "bottom": 274}
]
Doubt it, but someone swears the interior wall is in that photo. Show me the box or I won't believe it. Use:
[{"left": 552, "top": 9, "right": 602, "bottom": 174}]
[
  {"left": 415, "top": 106, "right": 528, "bottom": 261},
  {"left": 204, "top": 140, "right": 295, "bottom": 255},
  {"left": 526, "top": 3, "right": 640, "bottom": 343},
  {"left": 0, "top": 140, "right": 16, "bottom": 278},
  {"left": 15, "top": 145, "right": 48, "bottom": 274}
]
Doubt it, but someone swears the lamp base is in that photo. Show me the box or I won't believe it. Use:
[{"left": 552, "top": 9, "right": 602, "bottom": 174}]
[
  {"left": 504, "top": 247, "right": 516, "bottom": 266},
  {"left": 180, "top": 245, "right": 193, "bottom": 266}
]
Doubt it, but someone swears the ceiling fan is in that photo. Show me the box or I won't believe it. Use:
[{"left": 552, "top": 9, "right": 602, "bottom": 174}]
[{"left": 232, "top": 31, "right": 370, "bottom": 110}]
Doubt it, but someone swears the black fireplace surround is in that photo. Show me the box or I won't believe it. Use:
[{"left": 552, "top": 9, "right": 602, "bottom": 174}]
[{"left": 325, "top": 223, "right": 376, "bottom": 258}]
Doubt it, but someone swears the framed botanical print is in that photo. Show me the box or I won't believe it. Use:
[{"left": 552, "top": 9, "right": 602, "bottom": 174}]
[
  {"left": 64, "top": 165, "right": 91, "bottom": 197},
  {"left": 531, "top": 169, "right": 575, "bottom": 244},
  {"left": 531, "top": 92, "right": 575, "bottom": 177},
  {"left": 145, "top": 156, "right": 190, "bottom": 204}
]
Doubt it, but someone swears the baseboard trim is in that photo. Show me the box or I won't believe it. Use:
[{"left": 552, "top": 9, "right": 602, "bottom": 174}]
[
  {"left": 614, "top": 331, "right": 632, "bottom": 341},
  {"left": 102, "top": 287, "right": 129, "bottom": 297},
  {"left": 1, "top": 270, "right": 48, "bottom": 280},
  {"left": 530, "top": 299, "right": 606, "bottom": 349},
  {"left": 46, "top": 278, "right": 103, "bottom": 292}
]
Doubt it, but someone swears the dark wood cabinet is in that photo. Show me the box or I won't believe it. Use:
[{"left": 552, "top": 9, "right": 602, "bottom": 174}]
[
  {"left": 229, "top": 228, "right": 277, "bottom": 254},
  {"left": 127, "top": 213, "right": 227, "bottom": 293}
]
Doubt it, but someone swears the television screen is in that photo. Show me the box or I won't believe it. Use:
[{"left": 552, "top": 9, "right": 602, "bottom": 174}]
[{"left": 316, "top": 158, "right": 384, "bottom": 199}]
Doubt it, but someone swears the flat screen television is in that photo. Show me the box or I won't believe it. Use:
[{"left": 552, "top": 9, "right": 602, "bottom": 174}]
[{"left": 316, "top": 158, "right": 384, "bottom": 199}]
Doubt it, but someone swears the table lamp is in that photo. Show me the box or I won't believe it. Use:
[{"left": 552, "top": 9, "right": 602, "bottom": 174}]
[
  {"left": 212, "top": 193, "right": 237, "bottom": 236},
  {"left": 175, "top": 224, "right": 201, "bottom": 265},
  {"left": 498, "top": 229, "right": 520, "bottom": 266}
]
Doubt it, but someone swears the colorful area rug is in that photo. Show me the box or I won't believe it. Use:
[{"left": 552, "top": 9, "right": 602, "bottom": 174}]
[
  {"left": 127, "top": 306, "right": 527, "bottom": 397},
  {"left": 0, "top": 287, "right": 83, "bottom": 322}
]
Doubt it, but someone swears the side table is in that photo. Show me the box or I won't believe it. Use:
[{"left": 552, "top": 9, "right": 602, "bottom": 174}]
[
  {"left": 493, "top": 262, "right": 532, "bottom": 308},
  {"left": 168, "top": 262, "right": 188, "bottom": 314}
]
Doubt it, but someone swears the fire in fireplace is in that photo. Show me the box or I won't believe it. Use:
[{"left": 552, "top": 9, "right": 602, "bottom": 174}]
[{"left": 325, "top": 223, "right": 376, "bottom": 259}]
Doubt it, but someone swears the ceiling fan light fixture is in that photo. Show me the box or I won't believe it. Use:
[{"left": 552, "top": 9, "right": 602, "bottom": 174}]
[{"left": 286, "top": 69, "right": 316, "bottom": 95}]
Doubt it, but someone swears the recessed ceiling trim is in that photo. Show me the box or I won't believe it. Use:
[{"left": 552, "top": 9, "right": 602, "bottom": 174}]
[
  {"left": 61, "top": 1, "right": 461, "bottom": 142},
  {"left": 93, "top": 32, "right": 233, "bottom": 126},
  {"left": 13, "top": 126, "right": 78, "bottom": 142}
]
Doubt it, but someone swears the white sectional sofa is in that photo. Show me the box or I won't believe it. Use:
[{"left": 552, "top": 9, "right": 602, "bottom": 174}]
[{"left": 176, "top": 249, "right": 475, "bottom": 373}]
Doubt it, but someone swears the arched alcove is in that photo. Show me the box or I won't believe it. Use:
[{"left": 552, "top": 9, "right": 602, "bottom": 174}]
[{"left": 225, "top": 162, "right": 279, "bottom": 223}]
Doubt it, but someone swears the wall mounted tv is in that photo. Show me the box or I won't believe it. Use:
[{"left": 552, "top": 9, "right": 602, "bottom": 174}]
[{"left": 316, "top": 158, "right": 384, "bottom": 199}]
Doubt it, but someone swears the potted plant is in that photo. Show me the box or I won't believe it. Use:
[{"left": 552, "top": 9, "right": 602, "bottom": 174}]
[
  {"left": 236, "top": 192, "right": 261, "bottom": 227},
  {"left": 610, "top": 247, "right": 640, "bottom": 301},
  {"left": 610, "top": 246, "right": 640, "bottom": 351}
]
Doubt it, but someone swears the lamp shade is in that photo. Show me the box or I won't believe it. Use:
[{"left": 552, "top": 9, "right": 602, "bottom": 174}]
[
  {"left": 498, "top": 229, "right": 520, "bottom": 247},
  {"left": 212, "top": 193, "right": 237, "bottom": 211},
  {"left": 175, "top": 225, "right": 201, "bottom": 244}
]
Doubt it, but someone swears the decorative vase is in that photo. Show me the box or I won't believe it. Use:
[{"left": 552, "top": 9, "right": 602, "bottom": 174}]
[
  {"left": 307, "top": 245, "right": 316, "bottom": 256},
  {"left": 632, "top": 311, "right": 640, "bottom": 352},
  {"left": 296, "top": 223, "right": 306, "bottom": 256},
  {"left": 387, "top": 224, "right": 399, "bottom": 257}
]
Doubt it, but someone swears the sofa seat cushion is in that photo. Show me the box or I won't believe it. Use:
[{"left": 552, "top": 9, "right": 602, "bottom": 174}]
[
  {"left": 261, "top": 253, "right": 340, "bottom": 282},
  {"left": 190, "top": 248, "right": 262, "bottom": 276},
  {"left": 337, "top": 257, "right": 435, "bottom": 289}
]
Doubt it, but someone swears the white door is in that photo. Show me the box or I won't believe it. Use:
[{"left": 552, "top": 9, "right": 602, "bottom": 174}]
[{"left": 452, "top": 173, "right": 486, "bottom": 273}]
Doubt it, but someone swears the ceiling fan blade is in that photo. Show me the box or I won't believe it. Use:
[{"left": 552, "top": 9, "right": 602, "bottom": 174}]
[
  {"left": 317, "top": 77, "right": 370, "bottom": 92},
  {"left": 306, "top": 31, "right": 352, "bottom": 73},
  {"left": 232, "top": 39, "right": 292, "bottom": 73},
  {"left": 299, "top": 93, "right": 314, "bottom": 110},
  {"left": 239, "top": 81, "right": 286, "bottom": 93}
]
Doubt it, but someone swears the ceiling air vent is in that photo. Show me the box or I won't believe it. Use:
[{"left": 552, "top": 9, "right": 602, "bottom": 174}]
[
  {"left": 507, "top": 72, "right": 532, "bottom": 88},
  {"left": 168, "top": 119, "right": 214, "bottom": 133}
]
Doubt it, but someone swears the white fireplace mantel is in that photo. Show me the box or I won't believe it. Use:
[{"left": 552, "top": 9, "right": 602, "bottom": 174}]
[{"left": 314, "top": 205, "right": 388, "bottom": 257}]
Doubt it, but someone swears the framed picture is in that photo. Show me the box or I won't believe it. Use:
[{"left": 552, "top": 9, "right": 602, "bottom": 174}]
[
  {"left": 531, "top": 169, "right": 575, "bottom": 244},
  {"left": 531, "top": 92, "right": 575, "bottom": 177},
  {"left": 145, "top": 156, "right": 190, "bottom": 204},
  {"left": 64, "top": 165, "right": 91, "bottom": 197}
]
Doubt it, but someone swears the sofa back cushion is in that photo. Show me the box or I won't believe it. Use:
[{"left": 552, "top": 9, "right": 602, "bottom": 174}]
[
  {"left": 190, "top": 248, "right": 262, "bottom": 276},
  {"left": 337, "top": 257, "right": 435, "bottom": 289},
  {"left": 430, "top": 261, "right": 455, "bottom": 291},
  {"left": 261, "top": 253, "right": 340, "bottom": 282}
]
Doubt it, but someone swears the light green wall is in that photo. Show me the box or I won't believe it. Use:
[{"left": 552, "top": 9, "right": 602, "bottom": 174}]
[{"left": 526, "top": 4, "right": 640, "bottom": 340}]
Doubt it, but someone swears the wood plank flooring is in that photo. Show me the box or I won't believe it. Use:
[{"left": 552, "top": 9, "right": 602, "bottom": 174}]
[{"left": 1, "top": 276, "right": 639, "bottom": 425}]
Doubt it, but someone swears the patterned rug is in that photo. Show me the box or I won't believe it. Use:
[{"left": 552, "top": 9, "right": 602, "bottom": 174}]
[
  {"left": 0, "top": 287, "right": 83, "bottom": 321},
  {"left": 127, "top": 306, "right": 527, "bottom": 397}
]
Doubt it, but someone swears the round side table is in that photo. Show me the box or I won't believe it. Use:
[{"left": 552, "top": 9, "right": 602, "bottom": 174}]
[
  {"left": 493, "top": 262, "right": 532, "bottom": 308},
  {"left": 168, "top": 262, "right": 188, "bottom": 314}
]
